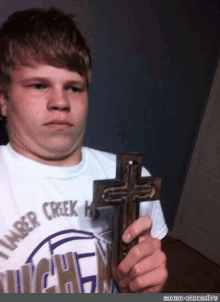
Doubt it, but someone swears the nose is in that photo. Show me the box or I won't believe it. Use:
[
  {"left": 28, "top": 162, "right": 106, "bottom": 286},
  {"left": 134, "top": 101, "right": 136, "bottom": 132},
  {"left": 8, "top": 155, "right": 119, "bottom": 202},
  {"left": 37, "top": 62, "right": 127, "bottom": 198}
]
[{"left": 47, "top": 89, "right": 70, "bottom": 112}]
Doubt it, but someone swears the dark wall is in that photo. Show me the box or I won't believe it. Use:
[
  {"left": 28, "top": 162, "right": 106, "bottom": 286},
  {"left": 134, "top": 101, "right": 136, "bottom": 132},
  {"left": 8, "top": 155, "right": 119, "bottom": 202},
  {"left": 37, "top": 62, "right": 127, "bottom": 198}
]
[
  {"left": 85, "top": 0, "right": 220, "bottom": 230},
  {"left": 0, "top": 0, "right": 219, "bottom": 230}
]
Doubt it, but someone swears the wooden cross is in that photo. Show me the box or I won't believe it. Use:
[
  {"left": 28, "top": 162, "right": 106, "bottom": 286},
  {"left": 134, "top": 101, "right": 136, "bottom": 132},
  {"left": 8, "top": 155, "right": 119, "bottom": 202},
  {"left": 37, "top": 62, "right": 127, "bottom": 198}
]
[{"left": 92, "top": 153, "right": 162, "bottom": 270}]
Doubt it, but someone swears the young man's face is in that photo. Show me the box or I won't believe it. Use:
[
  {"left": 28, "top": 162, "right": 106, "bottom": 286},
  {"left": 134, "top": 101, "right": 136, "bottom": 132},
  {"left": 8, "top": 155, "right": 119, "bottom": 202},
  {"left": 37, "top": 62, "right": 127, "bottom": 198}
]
[{"left": 0, "top": 61, "right": 89, "bottom": 166}]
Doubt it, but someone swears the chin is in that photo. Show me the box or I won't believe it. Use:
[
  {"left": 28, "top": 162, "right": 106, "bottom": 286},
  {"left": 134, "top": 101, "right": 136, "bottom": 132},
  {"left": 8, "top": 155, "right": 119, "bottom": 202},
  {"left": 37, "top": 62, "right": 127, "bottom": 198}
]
[{"left": 42, "top": 138, "right": 82, "bottom": 156}]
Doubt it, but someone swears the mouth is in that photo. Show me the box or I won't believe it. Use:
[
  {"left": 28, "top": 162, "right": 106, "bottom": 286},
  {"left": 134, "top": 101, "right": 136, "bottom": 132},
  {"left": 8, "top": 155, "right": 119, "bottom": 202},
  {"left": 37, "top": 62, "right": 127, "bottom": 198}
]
[{"left": 44, "top": 120, "right": 73, "bottom": 130}]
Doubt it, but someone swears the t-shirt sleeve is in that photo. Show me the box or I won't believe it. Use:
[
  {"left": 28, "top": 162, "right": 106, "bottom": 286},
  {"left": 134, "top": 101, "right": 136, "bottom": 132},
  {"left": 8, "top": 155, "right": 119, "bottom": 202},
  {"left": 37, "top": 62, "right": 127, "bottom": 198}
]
[{"left": 139, "top": 166, "right": 168, "bottom": 240}]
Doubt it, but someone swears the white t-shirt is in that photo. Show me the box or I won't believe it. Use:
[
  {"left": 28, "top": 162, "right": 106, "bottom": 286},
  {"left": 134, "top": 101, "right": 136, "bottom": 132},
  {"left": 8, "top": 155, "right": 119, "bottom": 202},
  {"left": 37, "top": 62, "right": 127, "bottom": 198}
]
[{"left": 0, "top": 143, "right": 168, "bottom": 293}]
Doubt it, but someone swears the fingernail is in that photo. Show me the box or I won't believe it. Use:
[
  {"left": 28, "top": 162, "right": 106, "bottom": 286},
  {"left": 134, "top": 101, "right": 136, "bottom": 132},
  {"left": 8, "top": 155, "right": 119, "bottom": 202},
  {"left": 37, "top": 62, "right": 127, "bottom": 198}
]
[{"left": 122, "top": 233, "right": 131, "bottom": 243}]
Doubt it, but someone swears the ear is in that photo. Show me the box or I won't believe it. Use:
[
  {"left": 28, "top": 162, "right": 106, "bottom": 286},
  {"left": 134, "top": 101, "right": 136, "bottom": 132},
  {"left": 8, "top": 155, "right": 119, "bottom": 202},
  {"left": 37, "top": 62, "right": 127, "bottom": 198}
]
[{"left": 0, "top": 93, "right": 8, "bottom": 117}]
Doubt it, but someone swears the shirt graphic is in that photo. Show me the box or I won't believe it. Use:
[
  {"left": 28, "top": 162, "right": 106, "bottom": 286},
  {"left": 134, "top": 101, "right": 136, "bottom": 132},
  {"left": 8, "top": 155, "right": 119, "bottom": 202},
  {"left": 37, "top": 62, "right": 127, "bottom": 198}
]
[{"left": 0, "top": 229, "right": 118, "bottom": 293}]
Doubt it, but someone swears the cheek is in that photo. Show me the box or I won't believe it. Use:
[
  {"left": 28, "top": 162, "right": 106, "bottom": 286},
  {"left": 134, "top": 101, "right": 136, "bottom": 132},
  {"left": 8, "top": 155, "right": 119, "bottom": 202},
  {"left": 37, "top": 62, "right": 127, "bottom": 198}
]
[
  {"left": 11, "top": 89, "right": 45, "bottom": 119},
  {"left": 82, "top": 102, "right": 88, "bottom": 117},
  {"left": 74, "top": 100, "right": 88, "bottom": 122},
  {"left": 25, "top": 101, "right": 46, "bottom": 121},
  {"left": 8, "top": 94, "right": 31, "bottom": 120},
  {"left": 82, "top": 100, "right": 89, "bottom": 118}
]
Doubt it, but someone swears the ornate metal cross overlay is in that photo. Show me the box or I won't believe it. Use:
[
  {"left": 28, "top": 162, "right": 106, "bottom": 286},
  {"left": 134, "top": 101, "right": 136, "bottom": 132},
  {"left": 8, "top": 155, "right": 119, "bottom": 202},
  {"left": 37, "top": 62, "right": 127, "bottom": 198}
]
[{"left": 92, "top": 153, "right": 162, "bottom": 270}]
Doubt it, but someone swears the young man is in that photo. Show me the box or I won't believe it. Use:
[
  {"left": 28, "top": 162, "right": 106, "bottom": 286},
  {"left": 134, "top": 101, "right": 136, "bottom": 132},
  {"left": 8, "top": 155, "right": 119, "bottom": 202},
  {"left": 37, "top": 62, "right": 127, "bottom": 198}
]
[{"left": 0, "top": 7, "right": 168, "bottom": 293}]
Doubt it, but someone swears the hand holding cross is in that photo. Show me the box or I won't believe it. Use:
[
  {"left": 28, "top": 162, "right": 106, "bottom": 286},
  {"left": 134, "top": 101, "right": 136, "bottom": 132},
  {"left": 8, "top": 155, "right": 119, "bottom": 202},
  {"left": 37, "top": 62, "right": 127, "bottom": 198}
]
[{"left": 91, "top": 153, "right": 162, "bottom": 277}]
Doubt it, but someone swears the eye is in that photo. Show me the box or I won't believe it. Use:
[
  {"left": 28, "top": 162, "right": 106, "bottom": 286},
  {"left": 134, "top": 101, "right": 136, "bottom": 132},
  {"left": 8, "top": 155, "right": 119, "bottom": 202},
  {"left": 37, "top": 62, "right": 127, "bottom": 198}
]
[
  {"left": 68, "top": 86, "right": 82, "bottom": 93},
  {"left": 31, "top": 84, "right": 46, "bottom": 90}
]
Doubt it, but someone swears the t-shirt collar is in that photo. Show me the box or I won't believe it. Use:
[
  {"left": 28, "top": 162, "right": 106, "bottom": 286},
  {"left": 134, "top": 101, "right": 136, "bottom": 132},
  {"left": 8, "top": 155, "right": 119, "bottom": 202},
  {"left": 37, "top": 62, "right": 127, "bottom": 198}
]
[{"left": 6, "top": 143, "right": 88, "bottom": 179}]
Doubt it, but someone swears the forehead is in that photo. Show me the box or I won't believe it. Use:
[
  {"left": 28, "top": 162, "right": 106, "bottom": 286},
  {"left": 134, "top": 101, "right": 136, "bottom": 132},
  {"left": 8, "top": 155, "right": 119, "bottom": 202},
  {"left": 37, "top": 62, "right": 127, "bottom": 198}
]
[{"left": 11, "top": 61, "right": 86, "bottom": 84}]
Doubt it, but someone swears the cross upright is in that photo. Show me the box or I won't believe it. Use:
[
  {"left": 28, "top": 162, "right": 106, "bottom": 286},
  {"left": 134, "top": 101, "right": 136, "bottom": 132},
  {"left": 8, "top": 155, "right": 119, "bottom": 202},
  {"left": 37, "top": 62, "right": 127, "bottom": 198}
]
[{"left": 92, "top": 153, "right": 162, "bottom": 269}]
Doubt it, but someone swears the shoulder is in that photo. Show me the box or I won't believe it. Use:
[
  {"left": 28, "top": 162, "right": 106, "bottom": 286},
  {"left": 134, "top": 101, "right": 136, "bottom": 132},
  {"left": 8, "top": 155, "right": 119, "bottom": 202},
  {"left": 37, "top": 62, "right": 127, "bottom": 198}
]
[
  {"left": 83, "top": 146, "right": 116, "bottom": 164},
  {"left": 82, "top": 147, "right": 117, "bottom": 179},
  {"left": 82, "top": 146, "right": 151, "bottom": 177},
  {"left": 0, "top": 144, "right": 8, "bottom": 169}
]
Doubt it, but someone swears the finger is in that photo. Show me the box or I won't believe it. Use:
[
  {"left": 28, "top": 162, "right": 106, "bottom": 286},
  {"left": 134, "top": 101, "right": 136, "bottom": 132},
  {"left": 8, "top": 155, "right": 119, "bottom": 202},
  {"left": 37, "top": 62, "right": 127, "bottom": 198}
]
[
  {"left": 119, "top": 277, "right": 165, "bottom": 293},
  {"left": 122, "top": 216, "right": 152, "bottom": 244},
  {"left": 117, "top": 237, "right": 161, "bottom": 277},
  {"left": 128, "top": 266, "right": 168, "bottom": 293},
  {"left": 140, "top": 284, "right": 165, "bottom": 293},
  {"left": 118, "top": 249, "right": 166, "bottom": 287}
]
